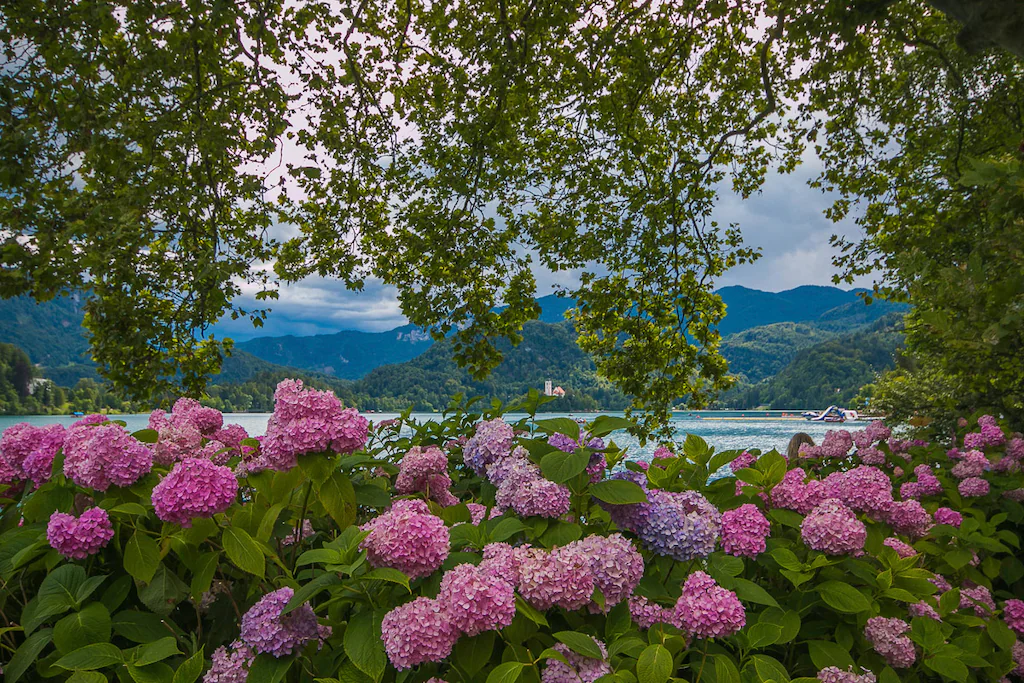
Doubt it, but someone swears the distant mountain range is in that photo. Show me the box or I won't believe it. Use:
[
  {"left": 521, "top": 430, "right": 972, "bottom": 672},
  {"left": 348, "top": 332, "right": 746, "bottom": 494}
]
[{"left": 0, "top": 286, "right": 909, "bottom": 411}]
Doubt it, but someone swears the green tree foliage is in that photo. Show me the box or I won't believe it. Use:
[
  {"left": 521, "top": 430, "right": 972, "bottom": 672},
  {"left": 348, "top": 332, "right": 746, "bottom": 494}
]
[{"left": 2, "top": 1, "right": 1021, "bottom": 434}]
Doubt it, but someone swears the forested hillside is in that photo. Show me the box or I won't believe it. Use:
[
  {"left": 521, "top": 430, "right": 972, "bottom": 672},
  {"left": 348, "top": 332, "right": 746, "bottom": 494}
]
[{"left": 718, "top": 315, "right": 905, "bottom": 409}]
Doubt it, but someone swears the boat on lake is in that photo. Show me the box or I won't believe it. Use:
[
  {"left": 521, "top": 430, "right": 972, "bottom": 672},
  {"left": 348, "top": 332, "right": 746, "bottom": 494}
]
[{"left": 803, "top": 405, "right": 859, "bottom": 422}]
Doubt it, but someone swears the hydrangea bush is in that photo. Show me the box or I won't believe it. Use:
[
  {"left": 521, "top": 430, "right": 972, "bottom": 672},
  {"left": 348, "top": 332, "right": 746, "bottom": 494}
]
[{"left": 1, "top": 381, "right": 1023, "bottom": 683}]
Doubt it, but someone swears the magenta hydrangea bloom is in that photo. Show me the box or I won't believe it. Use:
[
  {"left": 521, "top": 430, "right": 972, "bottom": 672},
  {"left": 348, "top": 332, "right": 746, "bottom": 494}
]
[
  {"left": 260, "top": 380, "right": 368, "bottom": 471},
  {"left": 886, "top": 500, "right": 932, "bottom": 538},
  {"left": 822, "top": 466, "right": 893, "bottom": 519},
  {"left": 952, "top": 450, "right": 989, "bottom": 479},
  {"left": 853, "top": 421, "right": 891, "bottom": 450},
  {"left": 817, "top": 667, "right": 877, "bottom": 683},
  {"left": 730, "top": 450, "right": 755, "bottom": 470},
  {"left": 438, "top": 563, "right": 515, "bottom": 636},
  {"left": 466, "top": 503, "right": 501, "bottom": 526},
  {"left": 629, "top": 594, "right": 682, "bottom": 629},
  {"left": 677, "top": 571, "right": 745, "bottom": 639},
  {"left": 360, "top": 499, "right": 449, "bottom": 580},
  {"left": 19, "top": 424, "right": 66, "bottom": 485},
  {"left": 151, "top": 458, "right": 238, "bottom": 527},
  {"left": 541, "top": 640, "right": 611, "bottom": 683},
  {"left": 0, "top": 422, "right": 37, "bottom": 481},
  {"left": 239, "top": 587, "right": 329, "bottom": 657},
  {"left": 395, "top": 446, "right": 459, "bottom": 506},
  {"left": 517, "top": 546, "right": 595, "bottom": 611},
  {"left": 772, "top": 467, "right": 826, "bottom": 514},
  {"left": 1013, "top": 641, "right": 1024, "bottom": 678},
  {"left": 150, "top": 411, "right": 204, "bottom": 465},
  {"left": 1003, "top": 599, "right": 1024, "bottom": 636},
  {"left": 463, "top": 418, "right": 514, "bottom": 475},
  {"left": 883, "top": 537, "right": 917, "bottom": 558},
  {"left": 801, "top": 499, "right": 866, "bottom": 556},
  {"left": 933, "top": 507, "right": 962, "bottom": 527},
  {"left": 864, "top": 617, "right": 916, "bottom": 669},
  {"left": 1007, "top": 437, "right": 1024, "bottom": 461},
  {"left": 908, "top": 601, "right": 940, "bottom": 621},
  {"left": 576, "top": 534, "right": 645, "bottom": 610},
  {"left": 63, "top": 421, "right": 153, "bottom": 491},
  {"left": 721, "top": 504, "right": 770, "bottom": 558},
  {"left": 282, "top": 520, "right": 315, "bottom": 546},
  {"left": 858, "top": 447, "right": 886, "bottom": 466},
  {"left": 381, "top": 597, "right": 459, "bottom": 670},
  {"left": 959, "top": 583, "right": 995, "bottom": 617},
  {"left": 47, "top": 507, "right": 114, "bottom": 560},
  {"left": 171, "top": 397, "right": 224, "bottom": 434},
  {"left": 203, "top": 641, "right": 254, "bottom": 683},
  {"left": 958, "top": 477, "right": 990, "bottom": 497}
]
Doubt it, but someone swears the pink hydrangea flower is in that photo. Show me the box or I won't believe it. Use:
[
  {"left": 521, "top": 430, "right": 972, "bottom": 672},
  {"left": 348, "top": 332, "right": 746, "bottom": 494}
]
[
  {"left": 864, "top": 617, "right": 915, "bottom": 668},
  {"left": 883, "top": 537, "right": 917, "bottom": 558},
  {"left": 772, "top": 467, "right": 826, "bottom": 514},
  {"left": 479, "top": 542, "right": 527, "bottom": 585},
  {"left": 822, "top": 466, "right": 893, "bottom": 519},
  {"left": 239, "top": 587, "right": 330, "bottom": 657},
  {"left": 282, "top": 520, "right": 315, "bottom": 546},
  {"left": 676, "top": 571, "right": 745, "bottom": 639},
  {"left": 885, "top": 500, "right": 932, "bottom": 538},
  {"left": 958, "top": 477, "right": 989, "bottom": 497},
  {"left": 438, "top": 563, "right": 515, "bottom": 636},
  {"left": 360, "top": 499, "right": 449, "bottom": 580},
  {"left": 260, "top": 380, "right": 368, "bottom": 471},
  {"left": 151, "top": 458, "right": 238, "bottom": 527},
  {"left": 908, "top": 602, "right": 940, "bottom": 621},
  {"left": 731, "top": 451, "right": 755, "bottom": 470},
  {"left": 629, "top": 594, "right": 682, "bottom": 629},
  {"left": 801, "top": 499, "right": 866, "bottom": 555},
  {"left": 465, "top": 503, "right": 501, "bottom": 526},
  {"left": 576, "top": 534, "right": 645, "bottom": 610},
  {"left": 817, "top": 667, "right": 877, "bottom": 683},
  {"left": 541, "top": 640, "right": 612, "bottom": 683},
  {"left": 959, "top": 583, "right": 995, "bottom": 617},
  {"left": 933, "top": 507, "right": 962, "bottom": 527},
  {"left": 381, "top": 597, "right": 459, "bottom": 669},
  {"left": 63, "top": 421, "right": 153, "bottom": 491},
  {"left": 951, "top": 450, "right": 989, "bottom": 479},
  {"left": 517, "top": 545, "right": 595, "bottom": 611},
  {"left": 1003, "top": 599, "right": 1024, "bottom": 636},
  {"left": 652, "top": 445, "right": 677, "bottom": 462},
  {"left": 47, "top": 507, "right": 114, "bottom": 560},
  {"left": 150, "top": 410, "right": 204, "bottom": 465},
  {"left": 395, "top": 446, "right": 459, "bottom": 506},
  {"left": 721, "top": 504, "right": 770, "bottom": 558}
]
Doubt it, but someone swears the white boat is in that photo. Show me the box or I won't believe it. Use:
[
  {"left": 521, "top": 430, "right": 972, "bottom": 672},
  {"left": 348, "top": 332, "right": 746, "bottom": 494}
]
[{"left": 805, "top": 405, "right": 846, "bottom": 422}]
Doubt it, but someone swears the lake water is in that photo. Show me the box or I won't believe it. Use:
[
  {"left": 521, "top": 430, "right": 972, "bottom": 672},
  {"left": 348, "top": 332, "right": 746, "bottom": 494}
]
[{"left": 0, "top": 411, "right": 868, "bottom": 459}]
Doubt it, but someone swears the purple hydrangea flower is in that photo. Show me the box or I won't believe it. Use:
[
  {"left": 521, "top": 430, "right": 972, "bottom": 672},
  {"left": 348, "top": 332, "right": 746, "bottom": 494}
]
[
  {"left": 541, "top": 640, "right": 611, "bottom": 683},
  {"left": 959, "top": 583, "right": 995, "bottom": 617},
  {"left": 463, "top": 418, "right": 514, "bottom": 475},
  {"left": 882, "top": 537, "right": 916, "bottom": 558},
  {"left": 239, "top": 587, "right": 329, "bottom": 657},
  {"left": 47, "top": 507, "right": 114, "bottom": 560},
  {"left": 479, "top": 542, "right": 527, "bottom": 584},
  {"left": 152, "top": 458, "right": 238, "bottom": 527},
  {"left": 629, "top": 594, "right": 682, "bottom": 629},
  {"left": 576, "top": 533, "right": 645, "bottom": 610},
  {"left": 822, "top": 466, "right": 893, "bottom": 519},
  {"left": 908, "top": 602, "right": 940, "bottom": 621},
  {"left": 1004, "top": 599, "right": 1024, "bottom": 637},
  {"left": 951, "top": 450, "right": 989, "bottom": 479},
  {"left": 636, "top": 489, "right": 721, "bottom": 561},
  {"left": 817, "top": 667, "right": 877, "bottom": 683},
  {"left": 885, "top": 500, "right": 933, "bottom": 538},
  {"left": 771, "top": 467, "right": 826, "bottom": 514},
  {"left": 864, "top": 617, "right": 915, "bottom": 668},
  {"left": 203, "top": 641, "right": 253, "bottom": 683}
]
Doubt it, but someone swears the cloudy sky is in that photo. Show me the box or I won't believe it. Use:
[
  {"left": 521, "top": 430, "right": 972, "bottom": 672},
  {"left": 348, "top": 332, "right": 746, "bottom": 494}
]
[{"left": 213, "top": 161, "right": 874, "bottom": 341}]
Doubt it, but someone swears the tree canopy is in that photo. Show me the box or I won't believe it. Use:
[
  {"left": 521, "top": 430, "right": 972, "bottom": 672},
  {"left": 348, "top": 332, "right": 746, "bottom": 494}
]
[{"left": 1, "top": 0, "right": 1021, "bottom": 433}]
